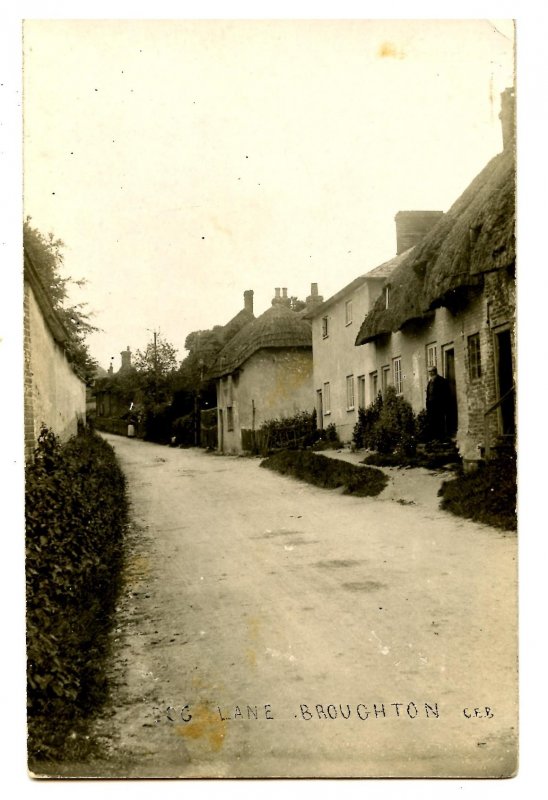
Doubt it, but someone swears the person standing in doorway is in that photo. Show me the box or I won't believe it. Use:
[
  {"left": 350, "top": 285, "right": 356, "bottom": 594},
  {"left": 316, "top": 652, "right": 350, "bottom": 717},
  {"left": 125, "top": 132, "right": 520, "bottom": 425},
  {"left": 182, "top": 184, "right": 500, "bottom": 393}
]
[{"left": 426, "top": 367, "right": 450, "bottom": 441}]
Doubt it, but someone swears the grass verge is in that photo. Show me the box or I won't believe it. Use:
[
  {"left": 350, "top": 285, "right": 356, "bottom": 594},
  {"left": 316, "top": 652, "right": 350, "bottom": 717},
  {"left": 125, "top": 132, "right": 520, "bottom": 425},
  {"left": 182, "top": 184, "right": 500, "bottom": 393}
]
[
  {"left": 260, "top": 450, "right": 388, "bottom": 497},
  {"left": 438, "top": 457, "right": 516, "bottom": 531}
]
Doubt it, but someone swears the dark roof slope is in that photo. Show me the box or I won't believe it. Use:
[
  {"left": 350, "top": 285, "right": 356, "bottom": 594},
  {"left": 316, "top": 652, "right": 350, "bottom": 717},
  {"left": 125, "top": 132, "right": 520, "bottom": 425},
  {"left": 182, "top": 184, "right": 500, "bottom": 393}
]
[
  {"left": 208, "top": 303, "right": 312, "bottom": 379},
  {"left": 221, "top": 307, "right": 255, "bottom": 342},
  {"left": 24, "top": 249, "right": 68, "bottom": 345},
  {"left": 355, "top": 149, "right": 515, "bottom": 345}
]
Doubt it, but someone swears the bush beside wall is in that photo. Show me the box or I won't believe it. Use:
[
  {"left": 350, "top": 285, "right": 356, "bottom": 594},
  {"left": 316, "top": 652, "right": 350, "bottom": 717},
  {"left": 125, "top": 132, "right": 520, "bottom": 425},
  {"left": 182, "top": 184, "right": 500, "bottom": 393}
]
[{"left": 26, "top": 428, "right": 128, "bottom": 764}]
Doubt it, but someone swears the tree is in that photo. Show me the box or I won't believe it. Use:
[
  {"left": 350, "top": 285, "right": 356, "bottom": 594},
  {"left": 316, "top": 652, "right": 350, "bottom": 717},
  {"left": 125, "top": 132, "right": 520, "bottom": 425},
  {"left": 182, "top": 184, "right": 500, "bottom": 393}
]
[
  {"left": 24, "top": 218, "right": 98, "bottom": 383},
  {"left": 134, "top": 332, "right": 178, "bottom": 377},
  {"left": 133, "top": 332, "right": 179, "bottom": 406}
]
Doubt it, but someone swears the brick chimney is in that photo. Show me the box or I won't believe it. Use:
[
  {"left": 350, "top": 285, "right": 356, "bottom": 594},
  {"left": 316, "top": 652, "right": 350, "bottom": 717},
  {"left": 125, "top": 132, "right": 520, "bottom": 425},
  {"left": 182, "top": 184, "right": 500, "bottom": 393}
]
[
  {"left": 271, "top": 287, "right": 282, "bottom": 306},
  {"left": 120, "top": 346, "right": 132, "bottom": 372},
  {"left": 243, "top": 289, "right": 254, "bottom": 314},
  {"left": 395, "top": 210, "right": 444, "bottom": 254},
  {"left": 281, "top": 287, "right": 291, "bottom": 307},
  {"left": 306, "top": 282, "right": 324, "bottom": 309},
  {"left": 499, "top": 87, "right": 515, "bottom": 152}
]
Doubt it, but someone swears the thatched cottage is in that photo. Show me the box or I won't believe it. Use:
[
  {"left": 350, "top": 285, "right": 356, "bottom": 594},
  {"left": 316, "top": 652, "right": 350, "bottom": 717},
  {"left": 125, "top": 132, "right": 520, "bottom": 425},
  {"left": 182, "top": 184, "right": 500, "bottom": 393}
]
[
  {"left": 355, "top": 88, "right": 515, "bottom": 465},
  {"left": 208, "top": 289, "right": 314, "bottom": 453},
  {"left": 304, "top": 211, "right": 442, "bottom": 443}
]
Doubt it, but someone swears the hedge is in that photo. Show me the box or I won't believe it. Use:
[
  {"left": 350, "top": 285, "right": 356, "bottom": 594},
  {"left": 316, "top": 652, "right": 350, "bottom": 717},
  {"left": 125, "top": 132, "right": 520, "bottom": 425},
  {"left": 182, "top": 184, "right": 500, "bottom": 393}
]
[
  {"left": 261, "top": 450, "right": 388, "bottom": 497},
  {"left": 26, "top": 428, "right": 128, "bottom": 764}
]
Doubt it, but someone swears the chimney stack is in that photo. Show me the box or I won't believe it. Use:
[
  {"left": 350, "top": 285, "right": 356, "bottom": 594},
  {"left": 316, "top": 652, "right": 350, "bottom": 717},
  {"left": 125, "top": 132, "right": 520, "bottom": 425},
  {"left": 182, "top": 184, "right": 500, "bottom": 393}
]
[
  {"left": 281, "top": 287, "right": 290, "bottom": 307},
  {"left": 120, "top": 346, "right": 132, "bottom": 372},
  {"left": 394, "top": 210, "right": 444, "bottom": 255},
  {"left": 272, "top": 287, "right": 282, "bottom": 306},
  {"left": 306, "top": 282, "right": 324, "bottom": 309},
  {"left": 499, "top": 87, "right": 515, "bottom": 152},
  {"left": 243, "top": 289, "right": 254, "bottom": 314}
]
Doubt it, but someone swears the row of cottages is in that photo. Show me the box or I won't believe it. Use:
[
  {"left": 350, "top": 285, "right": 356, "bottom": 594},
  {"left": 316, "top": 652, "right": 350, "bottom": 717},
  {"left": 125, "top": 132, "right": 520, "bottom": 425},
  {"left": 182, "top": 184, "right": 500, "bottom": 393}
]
[
  {"left": 208, "top": 288, "right": 319, "bottom": 454},
  {"left": 24, "top": 249, "right": 87, "bottom": 461},
  {"left": 355, "top": 88, "right": 515, "bottom": 466},
  {"left": 304, "top": 210, "right": 444, "bottom": 442}
]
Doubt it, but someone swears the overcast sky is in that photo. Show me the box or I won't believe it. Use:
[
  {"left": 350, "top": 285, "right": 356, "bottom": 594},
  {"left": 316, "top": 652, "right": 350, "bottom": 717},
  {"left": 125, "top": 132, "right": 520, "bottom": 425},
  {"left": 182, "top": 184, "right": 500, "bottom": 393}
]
[{"left": 23, "top": 19, "right": 514, "bottom": 370}]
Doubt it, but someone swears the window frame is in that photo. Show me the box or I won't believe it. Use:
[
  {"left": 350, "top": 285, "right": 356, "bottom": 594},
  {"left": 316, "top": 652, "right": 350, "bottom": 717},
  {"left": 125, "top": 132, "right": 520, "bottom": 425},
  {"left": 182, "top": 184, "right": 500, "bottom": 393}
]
[
  {"left": 323, "top": 381, "right": 331, "bottom": 414},
  {"left": 357, "top": 374, "right": 366, "bottom": 409},
  {"left": 226, "top": 405, "right": 234, "bottom": 432},
  {"left": 393, "top": 356, "right": 403, "bottom": 395},
  {"left": 322, "top": 316, "right": 329, "bottom": 339},
  {"left": 468, "top": 332, "right": 482, "bottom": 380},
  {"left": 345, "top": 298, "right": 353, "bottom": 326},
  {"left": 381, "top": 365, "right": 390, "bottom": 395},
  {"left": 346, "top": 374, "right": 355, "bottom": 411},
  {"left": 426, "top": 342, "right": 437, "bottom": 371}
]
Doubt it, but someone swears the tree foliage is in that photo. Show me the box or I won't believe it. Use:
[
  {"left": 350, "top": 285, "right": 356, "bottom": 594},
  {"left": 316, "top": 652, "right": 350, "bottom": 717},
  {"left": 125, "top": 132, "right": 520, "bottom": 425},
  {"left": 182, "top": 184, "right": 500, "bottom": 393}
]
[
  {"left": 133, "top": 332, "right": 179, "bottom": 377},
  {"left": 24, "top": 218, "right": 98, "bottom": 383}
]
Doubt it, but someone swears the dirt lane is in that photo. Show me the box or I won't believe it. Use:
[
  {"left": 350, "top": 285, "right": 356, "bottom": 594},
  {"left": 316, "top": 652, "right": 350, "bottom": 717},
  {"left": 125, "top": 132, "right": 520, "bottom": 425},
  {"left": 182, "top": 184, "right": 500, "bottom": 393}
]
[{"left": 87, "top": 434, "right": 517, "bottom": 778}]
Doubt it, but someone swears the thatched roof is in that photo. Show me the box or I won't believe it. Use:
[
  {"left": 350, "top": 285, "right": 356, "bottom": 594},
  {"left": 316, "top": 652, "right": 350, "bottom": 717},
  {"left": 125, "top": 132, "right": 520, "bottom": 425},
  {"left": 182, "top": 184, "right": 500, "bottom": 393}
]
[
  {"left": 355, "top": 249, "right": 422, "bottom": 344},
  {"left": 419, "top": 149, "right": 515, "bottom": 307},
  {"left": 208, "top": 303, "right": 312, "bottom": 379},
  {"left": 355, "top": 148, "right": 515, "bottom": 345},
  {"left": 221, "top": 307, "right": 255, "bottom": 342}
]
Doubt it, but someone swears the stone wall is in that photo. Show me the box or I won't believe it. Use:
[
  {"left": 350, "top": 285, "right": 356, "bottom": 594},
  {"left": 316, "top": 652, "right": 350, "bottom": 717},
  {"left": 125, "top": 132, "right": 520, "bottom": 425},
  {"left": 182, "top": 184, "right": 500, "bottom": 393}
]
[{"left": 24, "top": 279, "right": 86, "bottom": 460}]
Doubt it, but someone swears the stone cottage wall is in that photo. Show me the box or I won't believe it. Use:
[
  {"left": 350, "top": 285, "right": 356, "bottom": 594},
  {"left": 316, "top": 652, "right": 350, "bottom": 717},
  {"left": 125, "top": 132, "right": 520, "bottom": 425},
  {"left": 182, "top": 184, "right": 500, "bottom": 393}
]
[
  {"left": 217, "top": 347, "right": 314, "bottom": 453},
  {"left": 24, "top": 279, "right": 86, "bottom": 460}
]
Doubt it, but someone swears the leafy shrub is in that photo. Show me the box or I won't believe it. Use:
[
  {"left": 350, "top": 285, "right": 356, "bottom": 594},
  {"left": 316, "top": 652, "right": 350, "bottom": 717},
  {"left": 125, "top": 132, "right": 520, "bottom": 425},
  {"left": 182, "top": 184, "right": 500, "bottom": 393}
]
[
  {"left": 260, "top": 450, "right": 388, "bottom": 497},
  {"left": 172, "top": 412, "right": 196, "bottom": 447},
  {"left": 26, "top": 428, "right": 128, "bottom": 763},
  {"left": 259, "top": 409, "right": 318, "bottom": 452},
  {"left": 438, "top": 457, "right": 517, "bottom": 531},
  {"left": 313, "top": 421, "right": 342, "bottom": 450},
  {"left": 352, "top": 392, "right": 383, "bottom": 449},
  {"left": 143, "top": 403, "right": 174, "bottom": 444},
  {"left": 353, "top": 388, "right": 417, "bottom": 456}
]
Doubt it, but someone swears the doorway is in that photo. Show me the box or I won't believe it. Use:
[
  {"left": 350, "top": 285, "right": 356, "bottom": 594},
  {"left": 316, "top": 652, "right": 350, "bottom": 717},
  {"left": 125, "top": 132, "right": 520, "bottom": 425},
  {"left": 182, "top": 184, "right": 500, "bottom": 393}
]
[
  {"left": 316, "top": 389, "right": 323, "bottom": 430},
  {"left": 495, "top": 329, "right": 515, "bottom": 434},
  {"left": 442, "top": 346, "right": 458, "bottom": 436}
]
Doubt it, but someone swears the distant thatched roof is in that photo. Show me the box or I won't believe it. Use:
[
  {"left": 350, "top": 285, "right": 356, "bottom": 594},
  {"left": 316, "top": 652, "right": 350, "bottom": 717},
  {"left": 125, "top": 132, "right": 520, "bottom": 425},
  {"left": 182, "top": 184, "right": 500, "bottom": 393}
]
[
  {"left": 208, "top": 303, "right": 312, "bottom": 379},
  {"left": 221, "top": 307, "right": 255, "bottom": 342},
  {"left": 355, "top": 149, "right": 515, "bottom": 345}
]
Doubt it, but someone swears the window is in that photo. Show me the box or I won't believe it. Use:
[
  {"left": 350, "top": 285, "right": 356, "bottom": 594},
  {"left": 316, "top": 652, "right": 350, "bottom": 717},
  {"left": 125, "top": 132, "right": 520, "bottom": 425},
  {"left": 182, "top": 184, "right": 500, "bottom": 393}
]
[
  {"left": 226, "top": 406, "right": 234, "bottom": 431},
  {"left": 383, "top": 285, "right": 390, "bottom": 309},
  {"left": 346, "top": 375, "right": 355, "bottom": 410},
  {"left": 357, "top": 375, "right": 366, "bottom": 409},
  {"left": 323, "top": 381, "right": 331, "bottom": 414},
  {"left": 322, "top": 316, "right": 329, "bottom": 338},
  {"left": 345, "top": 299, "right": 353, "bottom": 326},
  {"left": 426, "top": 342, "right": 437, "bottom": 370},
  {"left": 468, "top": 333, "right": 482, "bottom": 380},
  {"left": 393, "top": 357, "right": 403, "bottom": 395},
  {"left": 369, "top": 371, "right": 378, "bottom": 401},
  {"left": 381, "top": 365, "right": 390, "bottom": 395}
]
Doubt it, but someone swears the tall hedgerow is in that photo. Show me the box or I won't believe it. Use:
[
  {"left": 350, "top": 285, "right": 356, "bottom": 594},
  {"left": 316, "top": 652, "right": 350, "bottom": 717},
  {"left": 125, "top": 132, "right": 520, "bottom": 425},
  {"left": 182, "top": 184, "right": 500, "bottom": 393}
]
[{"left": 26, "top": 428, "right": 127, "bottom": 764}]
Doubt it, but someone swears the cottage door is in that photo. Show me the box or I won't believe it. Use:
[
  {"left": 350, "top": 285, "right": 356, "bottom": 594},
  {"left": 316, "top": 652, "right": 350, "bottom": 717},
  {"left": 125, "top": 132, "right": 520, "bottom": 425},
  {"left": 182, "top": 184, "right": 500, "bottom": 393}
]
[
  {"left": 495, "top": 329, "right": 515, "bottom": 435},
  {"left": 443, "top": 347, "right": 458, "bottom": 436}
]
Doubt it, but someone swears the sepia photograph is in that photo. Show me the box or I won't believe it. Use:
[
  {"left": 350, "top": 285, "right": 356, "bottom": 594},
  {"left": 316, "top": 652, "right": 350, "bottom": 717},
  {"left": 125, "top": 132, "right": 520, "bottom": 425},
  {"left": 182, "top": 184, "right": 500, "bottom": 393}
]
[{"left": 20, "top": 16, "right": 518, "bottom": 780}]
